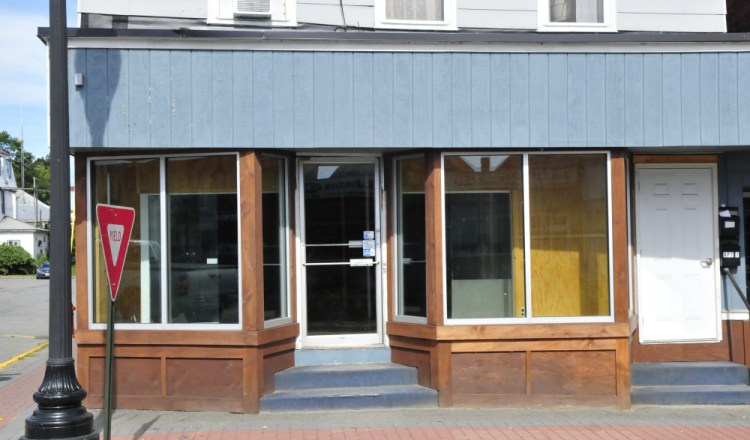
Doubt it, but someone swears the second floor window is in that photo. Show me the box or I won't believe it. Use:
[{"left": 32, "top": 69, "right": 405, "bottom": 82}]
[
  {"left": 550, "top": 0, "right": 603, "bottom": 23},
  {"left": 540, "top": 0, "right": 615, "bottom": 32},
  {"left": 386, "top": 0, "right": 443, "bottom": 22},
  {"left": 377, "top": 0, "right": 456, "bottom": 30}
]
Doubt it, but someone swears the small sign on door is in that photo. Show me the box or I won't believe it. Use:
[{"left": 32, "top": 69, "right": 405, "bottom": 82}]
[{"left": 363, "top": 231, "right": 375, "bottom": 257}]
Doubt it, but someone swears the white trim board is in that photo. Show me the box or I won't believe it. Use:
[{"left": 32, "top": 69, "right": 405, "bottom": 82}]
[{"left": 66, "top": 37, "right": 750, "bottom": 54}]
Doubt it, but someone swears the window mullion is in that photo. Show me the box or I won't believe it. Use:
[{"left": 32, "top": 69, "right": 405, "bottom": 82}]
[
  {"left": 159, "top": 157, "right": 168, "bottom": 327},
  {"left": 523, "top": 154, "right": 532, "bottom": 319}
]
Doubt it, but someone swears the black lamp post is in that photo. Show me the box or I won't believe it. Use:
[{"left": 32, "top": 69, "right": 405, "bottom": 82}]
[{"left": 23, "top": 1, "right": 98, "bottom": 438}]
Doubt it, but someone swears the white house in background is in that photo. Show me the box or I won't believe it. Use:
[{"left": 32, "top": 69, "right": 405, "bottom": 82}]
[
  {"left": 0, "top": 215, "right": 49, "bottom": 259},
  {"left": 15, "top": 189, "right": 51, "bottom": 227},
  {"left": 0, "top": 150, "right": 18, "bottom": 218}
]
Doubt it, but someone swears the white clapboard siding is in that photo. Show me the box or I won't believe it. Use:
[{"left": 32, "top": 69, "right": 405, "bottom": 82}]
[
  {"left": 617, "top": 0, "right": 726, "bottom": 32},
  {"left": 78, "top": 0, "right": 206, "bottom": 17},
  {"left": 458, "top": 9, "right": 538, "bottom": 29},
  {"left": 619, "top": 14, "right": 727, "bottom": 33},
  {"left": 618, "top": 0, "right": 726, "bottom": 15},
  {"left": 300, "top": 0, "right": 373, "bottom": 5},
  {"left": 298, "top": 3, "right": 375, "bottom": 28}
]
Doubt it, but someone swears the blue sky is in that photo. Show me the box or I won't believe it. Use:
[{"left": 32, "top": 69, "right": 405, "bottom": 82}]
[{"left": 0, "top": 1, "right": 77, "bottom": 159}]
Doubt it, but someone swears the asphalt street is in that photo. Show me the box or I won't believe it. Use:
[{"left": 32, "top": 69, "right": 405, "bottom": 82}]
[
  {"left": 0, "top": 277, "right": 53, "bottom": 435},
  {"left": 0, "top": 277, "right": 52, "bottom": 369}
]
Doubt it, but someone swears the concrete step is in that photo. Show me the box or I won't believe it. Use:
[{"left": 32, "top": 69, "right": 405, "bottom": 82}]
[
  {"left": 261, "top": 362, "right": 438, "bottom": 412},
  {"left": 274, "top": 363, "right": 419, "bottom": 391},
  {"left": 632, "top": 384, "right": 750, "bottom": 405},
  {"left": 631, "top": 362, "right": 750, "bottom": 405},
  {"left": 294, "top": 347, "right": 391, "bottom": 366},
  {"left": 260, "top": 384, "right": 438, "bottom": 412},
  {"left": 632, "top": 362, "right": 750, "bottom": 387}
]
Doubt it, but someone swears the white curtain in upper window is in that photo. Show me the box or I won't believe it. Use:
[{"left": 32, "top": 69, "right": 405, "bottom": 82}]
[
  {"left": 549, "top": 0, "right": 603, "bottom": 23},
  {"left": 386, "top": 0, "right": 444, "bottom": 21}
]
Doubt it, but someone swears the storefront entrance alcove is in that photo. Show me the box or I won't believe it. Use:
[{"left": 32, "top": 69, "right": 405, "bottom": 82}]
[{"left": 297, "top": 157, "right": 384, "bottom": 348}]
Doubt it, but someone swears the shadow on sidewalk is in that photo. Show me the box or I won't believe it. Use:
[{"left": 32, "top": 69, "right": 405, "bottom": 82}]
[
  {"left": 131, "top": 417, "right": 160, "bottom": 439},
  {"left": 94, "top": 409, "right": 160, "bottom": 440}
]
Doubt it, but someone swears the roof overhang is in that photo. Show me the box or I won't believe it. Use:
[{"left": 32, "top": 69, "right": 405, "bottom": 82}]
[{"left": 38, "top": 27, "right": 750, "bottom": 53}]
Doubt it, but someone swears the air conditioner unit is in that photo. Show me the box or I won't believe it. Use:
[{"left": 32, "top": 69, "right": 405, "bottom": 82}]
[{"left": 234, "top": 0, "right": 272, "bottom": 17}]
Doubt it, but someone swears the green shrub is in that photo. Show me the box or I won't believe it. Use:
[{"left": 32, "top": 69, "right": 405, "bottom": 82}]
[{"left": 0, "top": 243, "right": 36, "bottom": 275}]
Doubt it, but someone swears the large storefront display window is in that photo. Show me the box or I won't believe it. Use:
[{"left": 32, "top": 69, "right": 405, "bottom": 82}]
[
  {"left": 89, "top": 154, "right": 240, "bottom": 328},
  {"left": 443, "top": 152, "right": 612, "bottom": 323}
]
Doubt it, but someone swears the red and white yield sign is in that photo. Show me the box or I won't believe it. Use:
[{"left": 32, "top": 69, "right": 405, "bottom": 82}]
[{"left": 96, "top": 204, "right": 136, "bottom": 302}]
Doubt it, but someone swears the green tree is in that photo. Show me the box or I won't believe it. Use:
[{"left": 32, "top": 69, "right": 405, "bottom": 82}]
[
  {"left": 0, "top": 131, "right": 50, "bottom": 204},
  {"left": 27, "top": 156, "right": 51, "bottom": 205},
  {"left": 0, "top": 243, "right": 36, "bottom": 275}
]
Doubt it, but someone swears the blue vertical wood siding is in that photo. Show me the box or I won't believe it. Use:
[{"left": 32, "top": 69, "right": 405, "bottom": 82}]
[
  {"left": 738, "top": 54, "right": 750, "bottom": 145},
  {"left": 69, "top": 49, "right": 750, "bottom": 149},
  {"left": 352, "top": 52, "right": 375, "bottom": 148},
  {"left": 170, "top": 51, "right": 192, "bottom": 148},
  {"left": 624, "top": 54, "right": 644, "bottom": 148},
  {"left": 149, "top": 51, "right": 172, "bottom": 148},
  {"left": 412, "top": 53, "right": 433, "bottom": 148}
]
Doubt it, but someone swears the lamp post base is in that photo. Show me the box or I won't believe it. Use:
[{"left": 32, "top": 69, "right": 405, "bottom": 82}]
[{"left": 22, "top": 358, "right": 99, "bottom": 440}]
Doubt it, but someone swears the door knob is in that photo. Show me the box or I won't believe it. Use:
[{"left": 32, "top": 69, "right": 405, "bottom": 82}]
[{"left": 700, "top": 258, "right": 713, "bottom": 268}]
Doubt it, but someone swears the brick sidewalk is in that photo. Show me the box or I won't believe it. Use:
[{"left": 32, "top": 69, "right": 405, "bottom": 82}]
[
  {"left": 108, "top": 425, "right": 750, "bottom": 439},
  {"left": 0, "top": 353, "right": 45, "bottom": 431}
]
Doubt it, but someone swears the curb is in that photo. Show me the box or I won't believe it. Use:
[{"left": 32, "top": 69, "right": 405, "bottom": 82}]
[{"left": 0, "top": 342, "right": 49, "bottom": 370}]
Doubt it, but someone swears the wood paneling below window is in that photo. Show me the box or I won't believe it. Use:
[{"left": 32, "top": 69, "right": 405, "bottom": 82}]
[{"left": 388, "top": 321, "right": 631, "bottom": 409}]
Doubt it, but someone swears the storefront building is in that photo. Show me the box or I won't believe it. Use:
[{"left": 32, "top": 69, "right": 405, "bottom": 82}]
[{"left": 60, "top": 1, "right": 750, "bottom": 412}]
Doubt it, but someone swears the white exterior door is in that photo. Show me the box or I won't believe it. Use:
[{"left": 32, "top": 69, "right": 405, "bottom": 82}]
[{"left": 635, "top": 166, "right": 721, "bottom": 344}]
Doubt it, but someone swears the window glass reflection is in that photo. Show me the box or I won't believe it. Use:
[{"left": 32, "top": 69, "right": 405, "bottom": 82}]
[
  {"left": 444, "top": 155, "right": 525, "bottom": 319},
  {"left": 396, "top": 157, "right": 426, "bottom": 318},
  {"left": 261, "top": 157, "right": 288, "bottom": 322},
  {"left": 91, "top": 159, "right": 161, "bottom": 324},
  {"left": 167, "top": 156, "right": 238, "bottom": 324}
]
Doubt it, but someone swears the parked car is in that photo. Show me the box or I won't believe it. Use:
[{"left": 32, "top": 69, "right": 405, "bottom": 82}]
[{"left": 36, "top": 261, "right": 50, "bottom": 279}]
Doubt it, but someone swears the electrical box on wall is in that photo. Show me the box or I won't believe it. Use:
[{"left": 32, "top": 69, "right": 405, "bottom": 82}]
[
  {"left": 719, "top": 206, "right": 740, "bottom": 239},
  {"left": 719, "top": 206, "right": 741, "bottom": 269},
  {"left": 721, "top": 241, "right": 741, "bottom": 269}
]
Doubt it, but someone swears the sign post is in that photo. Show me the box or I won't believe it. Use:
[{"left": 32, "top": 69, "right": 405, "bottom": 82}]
[{"left": 96, "top": 204, "right": 135, "bottom": 440}]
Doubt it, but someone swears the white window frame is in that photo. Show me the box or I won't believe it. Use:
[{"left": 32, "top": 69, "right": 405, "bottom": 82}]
[
  {"left": 442, "top": 151, "right": 614, "bottom": 325},
  {"left": 87, "top": 153, "right": 242, "bottom": 331},
  {"left": 207, "top": 0, "right": 297, "bottom": 27},
  {"left": 537, "top": 0, "right": 616, "bottom": 33},
  {"left": 375, "top": 0, "right": 457, "bottom": 31},
  {"left": 295, "top": 155, "right": 386, "bottom": 348}
]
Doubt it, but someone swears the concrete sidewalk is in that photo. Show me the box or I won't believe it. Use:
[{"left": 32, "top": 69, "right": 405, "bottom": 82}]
[{"left": 3, "top": 351, "right": 750, "bottom": 439}]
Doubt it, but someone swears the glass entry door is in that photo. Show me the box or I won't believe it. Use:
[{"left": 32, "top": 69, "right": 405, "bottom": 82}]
[{"left": 299, "top": 158, "right": 383, "bottom": 347}]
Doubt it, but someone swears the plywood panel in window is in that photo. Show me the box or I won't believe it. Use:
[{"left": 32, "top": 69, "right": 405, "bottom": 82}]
[
  {"left": 529, "top": 155, "right": 609, "bottom": 317},
  {"left": 168, "top": 156, "right": 236, "bottom": 194}
]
